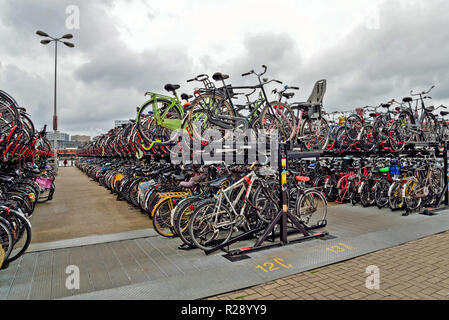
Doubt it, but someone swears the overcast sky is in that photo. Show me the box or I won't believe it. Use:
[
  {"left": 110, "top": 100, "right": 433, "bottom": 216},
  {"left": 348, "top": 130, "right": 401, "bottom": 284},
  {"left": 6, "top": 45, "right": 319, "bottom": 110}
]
[{"left": 1, "top": 0, "right": 448, "bottom": 137}]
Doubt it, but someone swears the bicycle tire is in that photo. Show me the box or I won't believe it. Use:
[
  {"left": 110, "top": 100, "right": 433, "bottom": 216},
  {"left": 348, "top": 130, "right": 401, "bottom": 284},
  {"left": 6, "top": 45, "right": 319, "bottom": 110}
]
[
  {"left": 295, "top": 189, "right": 327, "bottom": 228},
  {"left": 260, "top": 102, "right": 296, "bottom": 142},
  {"left": 5, "top": 212, "right": 32, "bottom": 264},
  {"left": 300, "top": 118, "right": 330, "bottom": 151},
  {"left": 189, "top": 199, "right": 234, "bottom": 251}
]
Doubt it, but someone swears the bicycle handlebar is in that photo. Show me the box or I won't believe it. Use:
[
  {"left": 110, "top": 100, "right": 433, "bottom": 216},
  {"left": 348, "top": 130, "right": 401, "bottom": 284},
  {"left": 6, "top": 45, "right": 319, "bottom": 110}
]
[
  {"left": 187, "top": 74, "right": 209, "bottom": 82},
  {"left": 242, "top": 65, "right": 268, "bottom": 77},
  {"left": 411, "top": 85, "right": 435, "bottom": 96},
  {"left": 245, "top": 88, "right": 257, "bottom": 97}
]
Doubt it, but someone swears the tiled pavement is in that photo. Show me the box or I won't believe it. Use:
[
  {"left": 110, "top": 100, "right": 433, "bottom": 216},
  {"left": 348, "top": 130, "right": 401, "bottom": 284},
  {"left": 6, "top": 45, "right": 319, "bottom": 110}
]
[{"left": 209, "top": 231, "right": 449, "bottom": 300}]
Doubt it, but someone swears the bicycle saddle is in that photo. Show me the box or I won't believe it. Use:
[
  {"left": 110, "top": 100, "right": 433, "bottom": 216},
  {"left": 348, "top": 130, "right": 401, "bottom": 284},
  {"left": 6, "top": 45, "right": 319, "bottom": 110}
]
[
  {"left": 164, "top": 84, "right": 180, "bottom": 92},
  {"left": 181, "top": 93, "right": 193, "bottom": 101},
  {"left": 441, "top": 111, "right": 449, "bottom": 117},
  {"left": 381, "top": 103, "right": 391, "bottom": 108},
  {"left": 173, "top": 174, "right": 185, "bottom": 181},
  {"left": 425, "top": 106, "right": 435, "bottom": 112},
  {"left": 283, "top": 93, "right": 295, "bottom": 99},
  {"left": 180, "top": 180, "right": 196, "bottom": 189},
  {"left": 295, "top": 176, "right": 310, "bottom": 183},
  {"left": 291, "top": 102, "right": 312, "bottom": 110},
  {"left": 402, "top": 97, "right": 413, "bottom": 103},
  {"left": 212, "top": 72, "right": 229, "bottom": 81}
]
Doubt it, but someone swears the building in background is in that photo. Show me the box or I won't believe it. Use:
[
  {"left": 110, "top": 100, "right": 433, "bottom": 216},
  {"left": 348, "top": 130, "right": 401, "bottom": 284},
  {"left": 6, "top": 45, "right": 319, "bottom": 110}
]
[
  {"left": 71, "top": 135, "right": 91, "bottom": 143},
  {"left": 47, "top": 131, "right": 89, "bottom": 149},
  {"left": 115, "top": 120, "right": 131, "bottom": 128},
  {"left": 56, "top": 140, "right": 84, "bottom": 149},
  {"left": 47, "top": 131, "right": 70, "bottom": 142}
]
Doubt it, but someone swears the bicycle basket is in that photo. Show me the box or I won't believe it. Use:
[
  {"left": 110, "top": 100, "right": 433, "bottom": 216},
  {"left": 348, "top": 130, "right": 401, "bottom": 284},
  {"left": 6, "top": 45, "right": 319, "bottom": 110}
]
[
  {"left": 138, "top": 180, "right": 155, "bottom": 194},
  {"left": 218, "top": 85, "right": 235, "bottom": 98},
  {"left": 390, "top": 165, "right": 401, "bottom": 175},
  {"left": 36, "top": 177, "right": 53, "bottom": 189}
]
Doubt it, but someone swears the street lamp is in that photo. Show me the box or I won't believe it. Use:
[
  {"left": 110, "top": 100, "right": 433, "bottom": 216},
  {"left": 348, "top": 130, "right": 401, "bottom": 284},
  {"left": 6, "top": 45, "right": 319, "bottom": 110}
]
[{"left": 36, "top": 30, "right": 74, "bottom": 171}]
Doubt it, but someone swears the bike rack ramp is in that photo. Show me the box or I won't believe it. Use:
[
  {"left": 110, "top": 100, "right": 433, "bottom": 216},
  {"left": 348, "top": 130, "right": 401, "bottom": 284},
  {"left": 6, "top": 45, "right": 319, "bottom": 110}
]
[{"left": 1, "top": 204, "right": 449, "bottom": 300}]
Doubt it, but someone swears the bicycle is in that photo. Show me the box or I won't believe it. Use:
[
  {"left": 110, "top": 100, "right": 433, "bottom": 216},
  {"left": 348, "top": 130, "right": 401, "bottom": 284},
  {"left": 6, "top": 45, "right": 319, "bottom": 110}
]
[{"left": 188, "top": 163, "right": 277, "bottom": 250}]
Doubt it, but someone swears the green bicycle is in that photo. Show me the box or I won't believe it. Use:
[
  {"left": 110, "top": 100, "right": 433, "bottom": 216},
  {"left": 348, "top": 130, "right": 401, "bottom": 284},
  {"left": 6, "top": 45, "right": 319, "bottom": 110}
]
[{"left": 136, "top": 83, "right": 188, "bottom": 151}]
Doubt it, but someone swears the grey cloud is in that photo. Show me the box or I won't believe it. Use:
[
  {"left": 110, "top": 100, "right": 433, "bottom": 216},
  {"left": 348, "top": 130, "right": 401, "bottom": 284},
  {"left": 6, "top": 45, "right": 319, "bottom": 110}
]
[
  {"left": 1, "top": 0, "right": 449, "bottom": 137},
  {"left": 294, "top": 0, "right": 449, "bottom": 109},
  {"left": 74, "top": 44, "right": 194, "bottom": 92},
  {"left": 0, "top": 0, "right": 192, "bottom": 136}
]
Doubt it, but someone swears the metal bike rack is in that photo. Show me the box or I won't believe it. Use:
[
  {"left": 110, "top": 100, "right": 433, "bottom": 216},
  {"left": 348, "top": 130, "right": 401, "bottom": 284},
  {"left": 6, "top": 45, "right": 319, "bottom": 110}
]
[
  {"left": 204, "top": 143, "right": 329, "bottom": 257},
  {"left": 81, "top": 138, "right": 449, "bottom": 256}
]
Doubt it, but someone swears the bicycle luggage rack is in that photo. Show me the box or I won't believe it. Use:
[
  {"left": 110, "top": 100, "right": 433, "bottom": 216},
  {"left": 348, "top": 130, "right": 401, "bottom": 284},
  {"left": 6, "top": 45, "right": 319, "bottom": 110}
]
[{"left": 204, "top": 143, "right": 329, "bottom": 257}]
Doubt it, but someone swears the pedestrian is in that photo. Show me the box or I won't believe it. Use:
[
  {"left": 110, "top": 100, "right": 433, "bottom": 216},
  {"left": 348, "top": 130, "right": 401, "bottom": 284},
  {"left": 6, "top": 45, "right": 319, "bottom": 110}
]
[{"left": 63, "top": 159, "right": 68, "bottom": 167}]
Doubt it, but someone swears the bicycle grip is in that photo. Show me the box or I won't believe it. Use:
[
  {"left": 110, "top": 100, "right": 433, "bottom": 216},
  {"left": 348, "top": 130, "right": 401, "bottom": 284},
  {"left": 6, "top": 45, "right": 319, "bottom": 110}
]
[
  {"left": 187, "top": 79, "right": 195, "bottom": 83},
  {"left": 242, "top": 72, "right": 252, "bottom": 77}
]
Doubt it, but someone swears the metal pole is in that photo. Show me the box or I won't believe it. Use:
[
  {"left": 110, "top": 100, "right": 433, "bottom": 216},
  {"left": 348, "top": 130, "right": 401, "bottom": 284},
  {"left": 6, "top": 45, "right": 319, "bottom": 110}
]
[{"left": 54, "top": 41, "right": 58, "bottom": 170}]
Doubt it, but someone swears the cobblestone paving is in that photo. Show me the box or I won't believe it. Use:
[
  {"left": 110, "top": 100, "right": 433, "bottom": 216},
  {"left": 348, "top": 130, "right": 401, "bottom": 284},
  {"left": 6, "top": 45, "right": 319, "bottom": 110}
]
[{"left": 209, "top": 231, "right": 449, "bottom": 300}]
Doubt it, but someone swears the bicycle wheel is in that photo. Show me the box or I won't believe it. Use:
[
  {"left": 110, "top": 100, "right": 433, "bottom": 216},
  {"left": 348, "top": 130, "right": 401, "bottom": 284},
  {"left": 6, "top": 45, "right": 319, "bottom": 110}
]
[
  {"left": 152, "top": 198, "right": 177, "bottom": 238},
  {"left": 260, "top": 102, "right": 296, "bottom": 142},
  {"left": 5, "top": 212, "right": 32, "bottom": 264},
  {"left": 252, "top": 180, "right": 280, "bottom": 223},
  {"left": 0, "top": 244, "right": 4, "bottom": 269},
  {"left": 360, "top": 179, "right": 376, "bottom": 207},
  {"left": 322, "top": 176, "right": 338, "bottom": 202},
  {"left": 137, "top": 98, "right": 182, "bottom": 145},
  {"left": 189, "top": 199, "right": 234, "bottom": 251},
  {"left": 185, "top": 94, "right": 235, "bottom": 142},
  {"left": 374, "top": 179, "right": 390, "bottom": 208},
  {"left": 393, "top": 112, "right": 415, "bottom": 147},
  {"left": 359, "top": 125, "right": 376, "bottom": 152},
  {"left": 429, "top": 167, "right": 444, "bottom": 195},
  {"left": 404, "top": 177, "right": 422, "bottom": 211},
  {"left": 388, "top": 181, "right": 404, "bottom": 210},
  {"left": 127, "top": 180, "right": 141, "bottom": 207},
  {"left": 0, "top": 218, "right": 13, "bottom": 265},
  {"left": 388, "top": 121, "right": 405, "bottom": 151},
  {"left": 174, "top": 197, "right": 204, "bottom": 246},
  {"left": 335, "top": 126, "right": 350, "bottom": 152},
  {"left": 422, "top": 113, "right": 438, "bottom": 142},
  {"left": 295, "top": 189, "right": 327, "bottom": 228},
  {"left": 300, "top": 118, "right": 330, "bottom": 151},
  {"left": 344, "top": 115, "right": 363, "bottom": 142}
]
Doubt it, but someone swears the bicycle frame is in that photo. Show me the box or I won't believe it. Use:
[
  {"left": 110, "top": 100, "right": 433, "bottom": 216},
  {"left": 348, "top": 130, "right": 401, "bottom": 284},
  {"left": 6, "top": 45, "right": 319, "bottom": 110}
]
[
  {"left": 136, "top": 92, "right": 185, "bottom": 151},
  {"left": 211, "top": 171, "right": 258, "bottom": 227},
  {"left": 138, "top": 92, "right": 184, "bottom": 129}
]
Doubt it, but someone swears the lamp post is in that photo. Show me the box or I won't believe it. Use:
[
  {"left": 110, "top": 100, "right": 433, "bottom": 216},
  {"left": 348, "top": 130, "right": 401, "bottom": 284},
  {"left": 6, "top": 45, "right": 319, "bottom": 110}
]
[{"left": 36, "top": 30, "right": 74, "bottom": 171}]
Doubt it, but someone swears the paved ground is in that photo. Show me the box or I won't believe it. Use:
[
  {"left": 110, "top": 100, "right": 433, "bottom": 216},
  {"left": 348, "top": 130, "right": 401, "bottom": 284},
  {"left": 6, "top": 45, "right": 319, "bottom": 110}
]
[
  {"left": 210, "top": 231, "right": 449, "bottom": 300},
  {"left": 2, "top": 166, "right": 448, "bottom": 300},
  {"left": 29, "top": 167, "right": 152, "bottom": 243}
]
